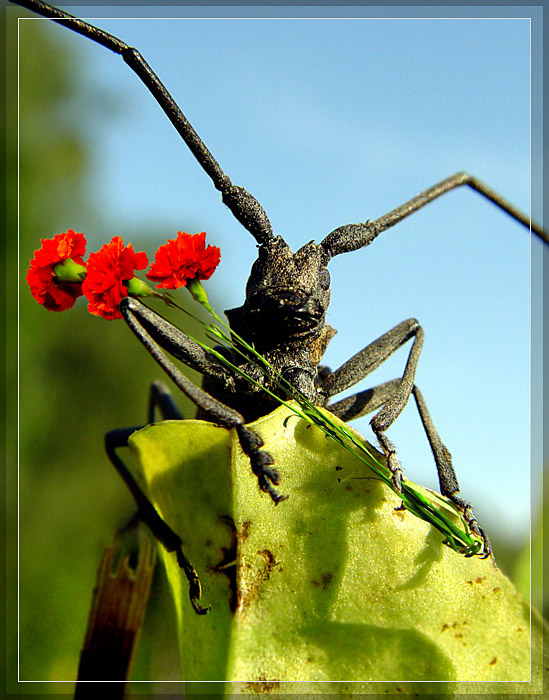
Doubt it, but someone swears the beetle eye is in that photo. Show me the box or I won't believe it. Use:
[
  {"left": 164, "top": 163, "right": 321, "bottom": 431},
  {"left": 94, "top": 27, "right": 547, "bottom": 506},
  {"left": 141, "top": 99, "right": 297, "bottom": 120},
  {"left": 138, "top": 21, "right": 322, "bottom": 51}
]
[{"left": 319, "top": 268, "right": 330, "bottom": 289}]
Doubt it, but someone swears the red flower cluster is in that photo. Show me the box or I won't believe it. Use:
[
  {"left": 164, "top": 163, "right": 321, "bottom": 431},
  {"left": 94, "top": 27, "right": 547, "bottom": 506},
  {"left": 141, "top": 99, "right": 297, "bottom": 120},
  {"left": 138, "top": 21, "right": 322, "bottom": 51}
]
[
  {"left": 26, "top": 230, "right": 86, "bottom": 312},
  {"left": 146, "top": 231, "right": 221, "bottom": 289},
  {"left": 82, "top": 236, "right": 149, "bottom": 320},
  {"left": 27, "top": 230, "right": 221, "bottom": 320}
]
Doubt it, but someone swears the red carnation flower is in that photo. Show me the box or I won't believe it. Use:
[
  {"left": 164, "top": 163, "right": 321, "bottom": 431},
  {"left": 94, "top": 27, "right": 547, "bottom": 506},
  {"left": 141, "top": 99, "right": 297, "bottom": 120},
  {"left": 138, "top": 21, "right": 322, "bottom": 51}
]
[
  {"left": 146, "top": 231, "right": 220, "bottom": 290},
  {"left": 82, "top": 236, "right": 148, "bottom": 320},
  {"left": 26, "top": 229, "right": 87, "bottom": 312}
]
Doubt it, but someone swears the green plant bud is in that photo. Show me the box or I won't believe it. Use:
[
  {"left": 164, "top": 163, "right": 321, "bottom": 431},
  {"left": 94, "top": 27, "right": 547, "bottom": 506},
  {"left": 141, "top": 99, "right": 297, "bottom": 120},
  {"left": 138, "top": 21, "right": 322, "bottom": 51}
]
[
  {"left": 128, "top": 405, "right": 544, "bottom": 695},
  {"left": 52, "top": 257, "right": 86, "bottom": 283},
  {"left": 186, "top": 277, "right": 217, "bottom": 317},
  {"left": 126, "top": 276, "right": 159, "bottom": 299}
]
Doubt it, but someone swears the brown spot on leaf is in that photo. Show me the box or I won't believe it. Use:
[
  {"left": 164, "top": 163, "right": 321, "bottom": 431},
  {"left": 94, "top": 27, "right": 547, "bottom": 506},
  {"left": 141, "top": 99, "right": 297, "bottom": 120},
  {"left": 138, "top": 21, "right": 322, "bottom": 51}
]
[
  {"left": 465, "top": 577, "right": 486, "bottom": 586},
  {"left": 335, "top": 465, "right": 343, "bottom": 471},
  {"left": 245, "top": 677, "right": 280, "bottom": 693},
  {"left": 237, "top": 549, "right": 281, "bottom": 612},
  {"left": 492, "top": 587, "right": 501, "bottom": 593},
  {"left": 259, "top": 549, "right": 277, "bottom": 571},
  {"left": 239, "top": 520, "right": 252, "bottom": 544},
  {"left": 322, "top": 572, "right": 333, "bottom": 587},
  {"left": 489, "top": 657, "right": 498, "bottom": 665},
  {"left": 312, "top": 572, "right": 333, "bottom": 589}
]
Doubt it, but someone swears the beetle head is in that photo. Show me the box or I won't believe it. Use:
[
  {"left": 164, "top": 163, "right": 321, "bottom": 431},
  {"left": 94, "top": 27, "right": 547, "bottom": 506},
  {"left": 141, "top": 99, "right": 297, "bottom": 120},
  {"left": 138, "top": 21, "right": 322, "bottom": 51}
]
[{"left": 225, "top": 236, "right": 331, "bottom": 344}]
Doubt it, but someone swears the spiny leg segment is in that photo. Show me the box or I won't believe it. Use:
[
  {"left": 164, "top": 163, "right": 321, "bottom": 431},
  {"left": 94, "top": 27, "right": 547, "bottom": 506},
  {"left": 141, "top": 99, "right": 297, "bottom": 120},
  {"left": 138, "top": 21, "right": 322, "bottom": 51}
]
[
  {"left": 105, "top": 382, "right": 210, "bottom": 614},
  {"left": 323, "top": 323, "right": 491, "bottom": 557}
]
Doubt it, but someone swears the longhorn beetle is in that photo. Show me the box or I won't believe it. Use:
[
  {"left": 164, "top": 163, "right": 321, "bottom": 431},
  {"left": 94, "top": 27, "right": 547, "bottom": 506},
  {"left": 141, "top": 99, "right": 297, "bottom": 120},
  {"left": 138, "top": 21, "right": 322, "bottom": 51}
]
[{"left": 17, "top": 2, "right": 545, "bottom": 615}]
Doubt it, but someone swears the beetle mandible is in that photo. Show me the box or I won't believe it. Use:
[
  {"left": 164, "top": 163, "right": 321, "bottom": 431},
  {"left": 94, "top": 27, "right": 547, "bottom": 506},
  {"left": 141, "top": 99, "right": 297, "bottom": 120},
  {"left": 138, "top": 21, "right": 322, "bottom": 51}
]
[{"left": 16, "top": 1, "right": 545, "bottom": 614}]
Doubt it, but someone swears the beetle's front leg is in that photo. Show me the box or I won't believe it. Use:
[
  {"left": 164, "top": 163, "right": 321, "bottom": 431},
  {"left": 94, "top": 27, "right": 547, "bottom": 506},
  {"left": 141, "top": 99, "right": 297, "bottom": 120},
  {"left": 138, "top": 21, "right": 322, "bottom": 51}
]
[
  {"left": 119, "top": 297, "right": 286, "bottom": 503},
  {"left": 321, "top": 318, "right": 423, "bottom": 492}
]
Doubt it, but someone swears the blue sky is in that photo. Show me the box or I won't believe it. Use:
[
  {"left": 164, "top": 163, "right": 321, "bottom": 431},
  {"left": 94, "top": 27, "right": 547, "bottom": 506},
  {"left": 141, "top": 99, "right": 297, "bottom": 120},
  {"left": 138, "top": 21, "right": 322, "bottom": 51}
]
[{"left": 19, "top": 7, "right": 542, "bottom": 540}]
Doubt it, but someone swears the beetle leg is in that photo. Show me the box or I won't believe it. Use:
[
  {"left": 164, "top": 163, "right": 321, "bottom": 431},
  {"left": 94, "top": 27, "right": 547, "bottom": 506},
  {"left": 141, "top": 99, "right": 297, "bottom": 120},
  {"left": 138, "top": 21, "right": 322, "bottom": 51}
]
[
  {"left": 105, "top": 425, "right": 210, "bottom": 615},
  {"left": 119, "top": 298, "right": 233, "bottom": 387},
  {"left": 327, "top": 380, "right": 491, "bottom": 558},
  {"left": 411, "top": 385, "right": 492, "bottom": 558},
  {"left": 320, "top": 318, "right": 422, "bottom": 493},
  {"left": 326, "top": 378, "right": 401, "bottom": 423},
  {"left": 120, "top": 297, "right": 285, "bottom": 503},
  {"left": 147, "top": 379, "right": 183, "bottom": 423},
  {"left": 108, "top": 380, "right": 213, "bottom": 612}
]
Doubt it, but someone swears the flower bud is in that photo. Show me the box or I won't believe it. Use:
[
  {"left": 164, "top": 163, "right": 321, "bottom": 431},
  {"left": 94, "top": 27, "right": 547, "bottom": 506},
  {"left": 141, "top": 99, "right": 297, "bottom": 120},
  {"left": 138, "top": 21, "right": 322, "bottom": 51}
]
[
  {"left": 186, "top": 277, "right": 217, "bottom": 317},
  {"left": 52, "top": 258, "right": 87, "bottom": 283},
  {"left": 126, "top": 276, "right": 160, "bottom": 299}
]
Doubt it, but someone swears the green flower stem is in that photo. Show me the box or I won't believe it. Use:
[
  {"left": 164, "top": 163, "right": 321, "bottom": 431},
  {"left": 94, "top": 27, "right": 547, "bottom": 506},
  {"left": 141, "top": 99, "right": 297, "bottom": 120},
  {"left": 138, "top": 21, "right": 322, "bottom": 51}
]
[{"left": 210, "top": 327, "right": 481, "bottom": 553}]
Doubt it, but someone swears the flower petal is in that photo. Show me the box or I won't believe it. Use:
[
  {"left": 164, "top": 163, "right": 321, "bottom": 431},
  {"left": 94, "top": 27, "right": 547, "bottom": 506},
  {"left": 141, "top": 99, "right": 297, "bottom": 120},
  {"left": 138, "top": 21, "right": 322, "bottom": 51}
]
[
  {"left": 146, "top": 231, "right": 220, "bottom": 290},
  {"left": 26, "top": 230, "right": 87, "bottom": 312},
  {"left": 82, "top": 237, "right": 149, "bottom": 320}
]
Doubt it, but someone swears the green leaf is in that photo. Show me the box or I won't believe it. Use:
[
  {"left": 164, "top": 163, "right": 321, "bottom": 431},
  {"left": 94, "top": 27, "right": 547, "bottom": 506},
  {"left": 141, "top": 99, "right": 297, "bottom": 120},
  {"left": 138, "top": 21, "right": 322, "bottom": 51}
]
[{"left": 128, "top": 405, "right": 545, "bottom": 694}]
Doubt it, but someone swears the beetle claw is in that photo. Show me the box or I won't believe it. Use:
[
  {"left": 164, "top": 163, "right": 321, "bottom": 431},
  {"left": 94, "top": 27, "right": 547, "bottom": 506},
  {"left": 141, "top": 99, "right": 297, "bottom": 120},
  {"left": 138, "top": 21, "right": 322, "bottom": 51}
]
[
  {"left": 175, "top": 550, "right": 211, "bottom": 615},
  {"left": 190, "top": 593, "right": 211, "bottom": 615}
]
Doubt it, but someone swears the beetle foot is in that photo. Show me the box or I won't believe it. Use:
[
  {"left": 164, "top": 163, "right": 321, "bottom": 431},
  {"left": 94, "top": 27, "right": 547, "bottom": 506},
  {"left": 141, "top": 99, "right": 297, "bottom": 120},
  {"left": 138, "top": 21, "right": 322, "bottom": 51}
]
[
  {"left": 450, "top": 495, "right": 493, "bottom": 561},
  {"left": 176, "top": 550, "right": 210, "bottom": 614},
  {"left": 371, "top": 427, "right": 405, "bottom": 493},
  {"left": 386, "top": 450, "right": 405, "bottom": 493},
  {"left": 237, "top": 424, "right": 287, "bottom": 503},
  {"left": 390, "top": 463, "right": 404, "bottom": 493},
  {"left": 255, "top": 458, "right": 287, "bottom": 503}
]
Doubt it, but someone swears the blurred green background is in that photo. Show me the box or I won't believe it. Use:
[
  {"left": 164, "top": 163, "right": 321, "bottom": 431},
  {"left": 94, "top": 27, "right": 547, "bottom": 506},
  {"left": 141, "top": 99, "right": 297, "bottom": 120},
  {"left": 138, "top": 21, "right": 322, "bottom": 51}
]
[
  {"left": 8, "top": 12, "right": 210, "bottom": 697},
  {"left": 6, "top": 8, "right": 543, "bottom": 698}
]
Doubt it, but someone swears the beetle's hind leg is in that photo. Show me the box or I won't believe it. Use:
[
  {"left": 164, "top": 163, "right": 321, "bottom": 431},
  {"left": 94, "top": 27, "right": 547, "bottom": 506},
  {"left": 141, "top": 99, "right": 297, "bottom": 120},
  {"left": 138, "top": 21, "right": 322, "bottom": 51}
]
[
  {"left": 147, "top": 379, "right": 184, "bottom": 422},
  {"left": 105, "top": 382, "right": 210, "bottom": 614},
  {"left": 411, "top": 386, "right": 492, "bottom": 558},
  {"left": 327, "top": 379, "right": 491, "bottom": 558}
]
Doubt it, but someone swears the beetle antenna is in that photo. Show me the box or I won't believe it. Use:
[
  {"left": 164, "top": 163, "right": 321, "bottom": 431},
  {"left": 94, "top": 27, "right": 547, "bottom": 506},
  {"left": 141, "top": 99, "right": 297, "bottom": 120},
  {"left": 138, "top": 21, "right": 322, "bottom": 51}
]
[
  {"left": 321, "top": 171, "right": 546, "bottom": 259},
  {"left": 13, "top": 0, "right": 275, "bottom": 245}
]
